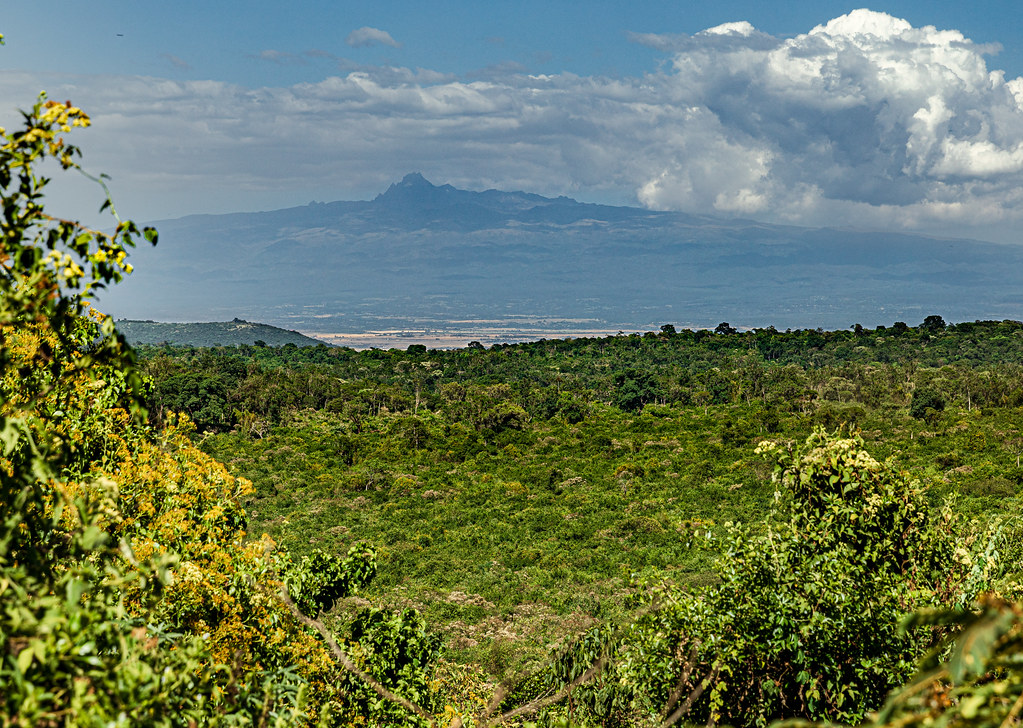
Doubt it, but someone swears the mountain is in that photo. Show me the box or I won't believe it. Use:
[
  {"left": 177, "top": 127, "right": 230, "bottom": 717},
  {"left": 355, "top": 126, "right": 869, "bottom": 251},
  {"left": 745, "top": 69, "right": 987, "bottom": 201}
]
[
  {"left": 115, "top": 319, "right": 324, "bottom": 348},
  {"left": 97, "top": 173, "right": 1023, "bottom": 334}
]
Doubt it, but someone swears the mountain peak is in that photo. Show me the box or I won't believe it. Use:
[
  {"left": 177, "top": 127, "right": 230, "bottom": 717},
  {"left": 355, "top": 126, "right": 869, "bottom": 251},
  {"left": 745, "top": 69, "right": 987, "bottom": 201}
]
[
  {"left": 398, "top": 172, "right": 433, "bottom": 187},
  {"left": 369, "top": 173, "right": 651, "bottom": 224},
  {"left": 374, "top": 171, "right": 441, "bottom": 203}
]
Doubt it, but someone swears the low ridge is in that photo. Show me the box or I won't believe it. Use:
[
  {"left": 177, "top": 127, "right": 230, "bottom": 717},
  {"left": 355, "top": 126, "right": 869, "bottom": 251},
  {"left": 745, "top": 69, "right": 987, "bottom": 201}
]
[{"left": 116, "top": 318, "right": 326, "bottom": 348}]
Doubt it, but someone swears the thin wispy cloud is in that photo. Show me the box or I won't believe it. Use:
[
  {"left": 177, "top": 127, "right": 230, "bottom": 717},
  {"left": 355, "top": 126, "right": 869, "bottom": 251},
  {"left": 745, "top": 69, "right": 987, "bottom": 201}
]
[
  {"left": 626, "top": 31, "right": 686, "bottom": 52},
  {"left": 255, "top": 49, "right": 306, "bottom": 65},
  {"left": 345, "top": 27, "right": 401, "bottom": 49},
  {"left": 465, "top": 60, "right": 530, "bottom": 80},
  {"left": 161, "top": 53, "right": 191, "bottom": 70},
  {"left": 305, "top": 49, "right": 336, "bottom": 60}
]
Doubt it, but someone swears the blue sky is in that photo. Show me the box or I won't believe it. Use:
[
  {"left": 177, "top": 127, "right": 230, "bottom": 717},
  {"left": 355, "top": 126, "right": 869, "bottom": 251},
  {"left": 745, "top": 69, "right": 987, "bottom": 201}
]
[
  {"left": 4, "top": 1, "right": 1023, "bottom": 241},
  {"left": 6, "top": 1, "right": 1023, "bottom": 83}
]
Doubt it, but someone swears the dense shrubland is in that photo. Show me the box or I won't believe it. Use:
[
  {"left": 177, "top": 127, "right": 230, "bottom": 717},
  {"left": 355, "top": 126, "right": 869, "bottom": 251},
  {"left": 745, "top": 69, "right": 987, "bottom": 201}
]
[
  {"left": 6, "top": 69, "right": 1023, "bottom": 728},
  {"left": 147, "top": 321, "right": 1023, "bottom": 726}
]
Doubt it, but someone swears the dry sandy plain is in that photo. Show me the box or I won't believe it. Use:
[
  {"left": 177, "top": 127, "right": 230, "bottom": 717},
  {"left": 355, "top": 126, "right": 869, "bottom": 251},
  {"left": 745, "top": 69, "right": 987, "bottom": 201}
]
[{"left": 302, "top": 326, "right": 649, "bottom": 350}]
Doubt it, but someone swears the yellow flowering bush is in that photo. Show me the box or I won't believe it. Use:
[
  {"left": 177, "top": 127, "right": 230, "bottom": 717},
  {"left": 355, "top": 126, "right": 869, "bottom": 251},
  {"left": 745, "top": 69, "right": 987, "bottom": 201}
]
[
  {"left": 0, "top": 84, "right": 363, "bottom": 725},
  {"left": 0, "top": 88, "right": 312, "bottom": 724}
]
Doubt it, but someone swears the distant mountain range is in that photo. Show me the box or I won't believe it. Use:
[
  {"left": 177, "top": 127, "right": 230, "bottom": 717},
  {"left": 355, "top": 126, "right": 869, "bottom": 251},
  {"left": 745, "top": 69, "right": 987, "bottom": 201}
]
[{"left": 97, "top": 173, "right": 1023, "bottom": 333}]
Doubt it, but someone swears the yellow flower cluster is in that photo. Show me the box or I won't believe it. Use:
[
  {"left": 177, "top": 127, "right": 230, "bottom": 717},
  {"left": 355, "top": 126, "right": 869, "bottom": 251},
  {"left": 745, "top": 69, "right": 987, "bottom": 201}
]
[
  {"left": 39, "top": 98, "right": 91, "bottom": 132},
  {"left": 99, "top": 424, "right": 342, "bottom": 718},
  {"left": 43, "top": 249, "right": 84, "bottom": 282}
]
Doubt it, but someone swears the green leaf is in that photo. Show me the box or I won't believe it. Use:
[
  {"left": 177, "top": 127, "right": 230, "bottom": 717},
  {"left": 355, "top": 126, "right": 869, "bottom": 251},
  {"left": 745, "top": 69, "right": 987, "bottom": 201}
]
[
  {"left": 66, "top": 578, "right": 86, "bottom": 605},
  {"left": 948, "top": 607, "right": 1017, "bottom": 683},
  {"left": 16, "top": 645, "right": 34, "bottom": 674},
  {"left": 960, "top": 693, "right": 987, "bottom": 719}
]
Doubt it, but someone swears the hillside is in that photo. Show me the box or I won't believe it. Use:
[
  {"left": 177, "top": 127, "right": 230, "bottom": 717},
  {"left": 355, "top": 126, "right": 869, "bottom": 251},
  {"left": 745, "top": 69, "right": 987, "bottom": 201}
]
[{"left": 115, "top": 318, "right": 325, "bottom": 347}]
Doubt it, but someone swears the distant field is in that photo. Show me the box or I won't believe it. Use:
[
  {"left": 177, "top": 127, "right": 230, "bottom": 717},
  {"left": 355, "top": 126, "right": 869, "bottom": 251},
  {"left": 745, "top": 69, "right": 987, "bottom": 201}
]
[
  {"left": 297, "top": 315, "right": 731, "bottom": 349},
  {"left": 305, "top": 325, "right": 648, "bottom": 349}
]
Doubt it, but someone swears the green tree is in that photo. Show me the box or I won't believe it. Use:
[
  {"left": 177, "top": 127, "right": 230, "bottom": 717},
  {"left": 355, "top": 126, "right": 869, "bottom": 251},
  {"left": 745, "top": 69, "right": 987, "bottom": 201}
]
[
  {"left": 921, "top": 314, "right": 947, "bottom": 332},
  {"left": 347, "top": 608, "right": 444, "bottom": 727},
  {"left": 612, "top": 369, "right": 658, "bottom": 412},
  {"left": 910, "top": 387, "right": 946, "bottom": 420}
]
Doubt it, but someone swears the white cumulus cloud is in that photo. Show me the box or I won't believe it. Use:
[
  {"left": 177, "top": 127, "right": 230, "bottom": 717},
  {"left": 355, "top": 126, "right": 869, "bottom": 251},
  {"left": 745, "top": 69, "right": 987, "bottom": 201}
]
[{"left": 633, "top": 8, "right": 1023, "bottom": 238}]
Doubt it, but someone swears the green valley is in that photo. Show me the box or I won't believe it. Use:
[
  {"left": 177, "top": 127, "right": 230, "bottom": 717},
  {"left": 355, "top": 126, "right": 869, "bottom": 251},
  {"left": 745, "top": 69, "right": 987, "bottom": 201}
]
[{"left": 134, "top": 319, "right": 1023, "bottom": 722}]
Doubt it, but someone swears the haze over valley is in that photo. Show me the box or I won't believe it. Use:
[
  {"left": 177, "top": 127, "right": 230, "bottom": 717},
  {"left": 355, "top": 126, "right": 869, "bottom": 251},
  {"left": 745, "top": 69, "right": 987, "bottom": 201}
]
[
  {"left": 7, "top": 6, "right": 1023, "bottom": 342},
  {"left": 100, "top": 172, "right": 1023, "bottom": 345}
]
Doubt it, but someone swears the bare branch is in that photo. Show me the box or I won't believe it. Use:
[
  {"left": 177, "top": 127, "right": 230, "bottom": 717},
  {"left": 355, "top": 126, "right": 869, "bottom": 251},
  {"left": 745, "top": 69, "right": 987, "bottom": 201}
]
[
  {"left": 659, "top": 643, "right": 700, "bottom": 722},
  {"left": 480, "top": 652, "right": 610, "bottom": 727},
  {"left": 661, "top": 665, "right": 718, "bottom": 728},
  {"left": 278, "top": 589, "right": 437, "bottom": 727}
]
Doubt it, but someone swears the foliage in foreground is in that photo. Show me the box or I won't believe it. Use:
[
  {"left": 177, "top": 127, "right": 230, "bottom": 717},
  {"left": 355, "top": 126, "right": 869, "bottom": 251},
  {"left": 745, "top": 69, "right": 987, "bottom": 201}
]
[
  {"left": 0, "top": 93, "right": 284, "bottom": 724},
  {"left": 0, "top": 89, "right": 448, "bottom": 726},
  {"left": 874, "top": 596, "right": 1023, "bottom": 728}
]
